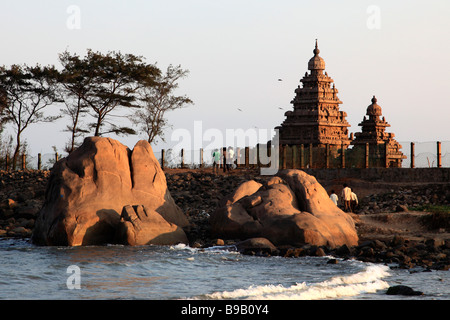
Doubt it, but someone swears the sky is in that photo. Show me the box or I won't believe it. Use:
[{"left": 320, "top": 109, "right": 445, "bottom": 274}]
[{"left": 0, "top": 0, "right": 449, "bottom": 156}]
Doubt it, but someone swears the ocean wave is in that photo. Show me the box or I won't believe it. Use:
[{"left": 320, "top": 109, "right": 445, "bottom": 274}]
[
  {"left": 169, "top": 243, "right": 197, "bottom": 252},
  {"left": 169, "top": 243, "right": 239, "bottom": 255},
  {"left": 204, "top": 264, "right": 391, "bottom": 300}
]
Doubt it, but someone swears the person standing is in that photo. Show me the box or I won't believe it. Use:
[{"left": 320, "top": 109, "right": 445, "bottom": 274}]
[
  {"left": 330, "top": 190, "right": 338, "bottom": 206},
  {"left": 341, "top": 184, "right": 352, "bottom": 212},
  {"left": 222, "top": 147, "right": 227, "bottom": 173},
  {"left": 212, "top": 149, "right": 220, "bottom": 174},
  {"left": 227, "top": 147, "right": 235, "bottom": 172}
]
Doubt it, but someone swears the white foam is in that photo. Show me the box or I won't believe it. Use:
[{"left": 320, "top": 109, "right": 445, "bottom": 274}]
[
  {"left": 169, "top": 243, "right": 198, "bottom": 254},
  {"left": 205, "top": 264, "right": 391, "bottom": 300},
  {"left": 169, "top": 243, "right": 241, "bottom": 257},
  {"left": 169, "top": 243, "right": 190, "bottom": 250}
]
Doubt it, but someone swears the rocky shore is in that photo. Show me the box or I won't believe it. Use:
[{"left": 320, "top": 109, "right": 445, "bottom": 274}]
[
  {"left": 1, "top": 168, "right": 449, "bottom": 271},
  {"left": 0, "top": 170, "right": 49, "bottom": 238}
]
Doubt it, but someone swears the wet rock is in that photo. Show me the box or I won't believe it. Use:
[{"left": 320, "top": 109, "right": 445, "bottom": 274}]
[
  {"left": 235, "top": 237, "right": 278, "bottom": 256},
  {"left": 8, "top": 226, "right": 32, "bottom": 237},
  {"left": 327, "top": 258, "right": 338, "bottom": 264},
  {"left": 116, "top": 205, "right": 188, "bottom": 246},
  {"left": 386, "top": 285, "right": 423, "bottom": 296},
  {"left": 313, "top": 247, "right": 326, "bottom": 257},
  {"left": 283, "top": 247, "right": 306, "bottom": 258},
  {"left": 214, "top": 239, "right": 225, "bottom": 246},
  {"left": 335, "top": 244, "right": 352, "bottom": 256}
]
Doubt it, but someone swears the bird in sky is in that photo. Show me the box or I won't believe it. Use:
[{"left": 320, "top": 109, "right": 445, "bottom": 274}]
[
  {"left": 237, "top": 108, "right": 243, "bottom": 112},
  {"left": 278, "top": 79, "right": 283, "bottom": 81}
]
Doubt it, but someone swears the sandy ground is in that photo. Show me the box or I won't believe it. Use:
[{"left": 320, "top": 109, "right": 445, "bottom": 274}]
[{"left": 353, "top": 211, "right": 450, "bottom": 243}]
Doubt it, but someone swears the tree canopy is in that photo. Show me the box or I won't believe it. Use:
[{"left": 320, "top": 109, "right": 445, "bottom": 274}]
[
  {"left": 58, "top": 49, "right": 161, "bottom": 140},
  {"left": 0, "top": 64, "right": 60, "bottom": 167}
]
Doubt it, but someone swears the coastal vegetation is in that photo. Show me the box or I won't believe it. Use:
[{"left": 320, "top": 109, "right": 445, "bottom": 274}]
[{"left": 0, "top": 50, "right": 192, "bottom": 168}]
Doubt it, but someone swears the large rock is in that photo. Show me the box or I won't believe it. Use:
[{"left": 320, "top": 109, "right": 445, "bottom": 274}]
[
  {"left": 32, "top": 137, "right": 188, "bottom": 246},
  {"left": 117, "top": 205, "right": 188, "bottom": 246},
  {"left": 235, "top": 237, "right": 279, "bottom": 255},
  {"left": 210, "top": 169, "right": 358, "bottom": 248}
]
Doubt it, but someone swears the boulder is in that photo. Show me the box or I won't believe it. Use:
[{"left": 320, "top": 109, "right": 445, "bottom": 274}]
[
  {"left": 386, "top": 285, "right": 424, "bottom": 296},
  {"left": 235, "top": 237, "right": 279, "bottom": 255},
  {"left": 32, "top": 137, "right": 188, "bottom": 246},
  {"left": 117, "top": 205, "right": 188, "bottom": 246},
  {"left": 210, "top": 169, "right": 358, "bottom": 248}
]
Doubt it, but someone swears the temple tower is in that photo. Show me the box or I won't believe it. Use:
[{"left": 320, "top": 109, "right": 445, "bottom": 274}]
[
  {"left": 351, "top": 96, "right": 406, "bottom": 167},
  {"left": 276, "top": 40, "right": 352, "bottom": 147}
]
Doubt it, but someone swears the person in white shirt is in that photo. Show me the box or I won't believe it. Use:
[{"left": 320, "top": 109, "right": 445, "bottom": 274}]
[
  {"left": 330, "top": 190, "right": 338, "bottom": 206},
  {"left": 341, "top": 184, "right": 352, "bottom": 212},
  {"left": 226, "top": 147, "right": 235, "bottom": 171}
]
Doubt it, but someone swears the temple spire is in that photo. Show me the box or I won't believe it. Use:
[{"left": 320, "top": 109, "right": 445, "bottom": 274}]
[
  {"left": 308, "top": 39, "right": 325, "bottom": 71},
  {"left": 372, "top": 95, "right": 377, "bottom": 104},
  {"left": 314, "top": 39, "right": 320, "bottom": 55},
  {"left": 278, "top": 40, "right": 350, "bottom": 148}
]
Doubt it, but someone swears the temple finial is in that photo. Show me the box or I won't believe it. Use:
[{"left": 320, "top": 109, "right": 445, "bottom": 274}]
[{"left": 313, "top": 39, "right": 320, "bottom": 55}]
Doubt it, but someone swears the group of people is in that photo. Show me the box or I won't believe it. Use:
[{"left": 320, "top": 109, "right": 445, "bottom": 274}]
[
  {"left": 212, "top": 147, "right": 235, "bottom": 174},
  {"left": 329, "top": 183, "right": 358, "bottom": 213}
]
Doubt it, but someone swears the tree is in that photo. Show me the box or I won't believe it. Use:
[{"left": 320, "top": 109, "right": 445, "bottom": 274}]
[
  {"left": 0, "top": 88, "right": 9, "bottom": 121},
  {"left": 0, "top": 64, "right": 60, "bottom": 168},
  {"left": 0, "top": 88, "right": 10, "bottom": 137},
  {"left": 0, "top": 89, "right": 12, "bottom": 167},
  {"left": 70, "top": 49, "right": 160, "bottom": 137},
  {"left": 132, "top": 65, "right": 193, "bottom": 144},
  {"left": 57, "top": 50, "right": 92, "bottom": 153}
]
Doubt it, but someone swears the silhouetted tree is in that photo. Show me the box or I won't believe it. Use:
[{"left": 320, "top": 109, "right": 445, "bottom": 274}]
[
  {"left": 59, "top": 49, "right": 160, "bottom": 138},
  {"left": 132, "top": 65, "right": 193, "bottom": 144},
  {"left": 0, "top": 89, "right": 11, "bottom": 167},
  {"left": 0, "top": 88, "right": 10, "bottom": 137},
  {"left": 57, "top": 50, "right": 91, "bottom": 153},
  {"left": 0, "top": 64, "right": 60, "bottom": 168}
]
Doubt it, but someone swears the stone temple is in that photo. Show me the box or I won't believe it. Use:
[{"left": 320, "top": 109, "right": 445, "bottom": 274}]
[
  {"left": 276, "top": 40, "right": 406, "bottom": 168},
  {"left": 276, "top": 40, "right": 352, "bottom": 148},
  {"left": 351, "top": 95, "right": 406, "bottom": 167}
]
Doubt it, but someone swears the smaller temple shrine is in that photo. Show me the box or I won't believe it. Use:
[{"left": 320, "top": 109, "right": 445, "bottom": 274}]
[{"left": 351, "top": 96, "right": 406, "bottom": 167}]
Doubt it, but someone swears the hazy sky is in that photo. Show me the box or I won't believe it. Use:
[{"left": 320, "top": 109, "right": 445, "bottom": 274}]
[{"left": 1, "top": 0, "right": 449, "bottom": 156}]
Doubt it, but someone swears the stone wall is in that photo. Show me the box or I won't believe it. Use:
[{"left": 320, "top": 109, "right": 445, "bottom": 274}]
[{"left": 301, "top": 168, "right": 450, "bottom": 183}]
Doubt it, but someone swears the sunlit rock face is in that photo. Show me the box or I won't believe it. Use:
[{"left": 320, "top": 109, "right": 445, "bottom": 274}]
[
  {"left": 210, "top": 169, "right": 358, "bottom": 248},
  {"left": 32, "top": 137, "right": 188, "bottom": 246}
]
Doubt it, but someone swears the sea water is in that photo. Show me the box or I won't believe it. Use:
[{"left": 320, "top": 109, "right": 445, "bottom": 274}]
[{"left": 0, "top": 238, "right": 448, "bottom": 300}]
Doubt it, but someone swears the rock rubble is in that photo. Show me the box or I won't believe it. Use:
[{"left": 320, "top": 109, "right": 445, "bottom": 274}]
[{"left": 356, "top": 184, "right": 450, "bottom": 214}]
